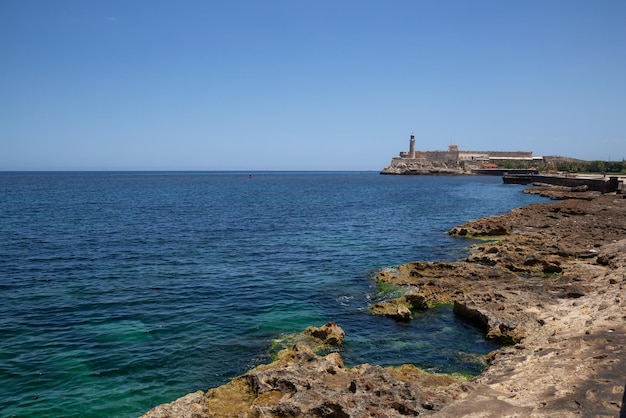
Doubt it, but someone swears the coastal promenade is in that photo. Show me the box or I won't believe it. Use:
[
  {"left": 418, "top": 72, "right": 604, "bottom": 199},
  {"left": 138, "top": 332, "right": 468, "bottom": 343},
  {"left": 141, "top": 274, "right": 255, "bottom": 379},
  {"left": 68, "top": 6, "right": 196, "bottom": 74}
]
[
  {"left": 142, "top": 186, "right": 626, "bottom": 417},
  {"left": 503, "top": 173, "right": 624, "bottom": 194}
]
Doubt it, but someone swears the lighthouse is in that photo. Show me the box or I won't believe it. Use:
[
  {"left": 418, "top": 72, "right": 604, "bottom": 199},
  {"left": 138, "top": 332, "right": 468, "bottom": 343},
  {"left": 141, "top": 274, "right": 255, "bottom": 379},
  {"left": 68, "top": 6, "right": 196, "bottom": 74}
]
[{"left": 409, "top": 134, "right": 415, "bottom": 158}]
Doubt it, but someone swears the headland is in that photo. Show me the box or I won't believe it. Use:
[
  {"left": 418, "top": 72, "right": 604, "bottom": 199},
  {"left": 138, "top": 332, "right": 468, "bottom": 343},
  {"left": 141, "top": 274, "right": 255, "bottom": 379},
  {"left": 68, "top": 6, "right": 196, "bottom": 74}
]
[
  {"left": 380, "top": 134, "right": 625, "bottom": 194},
  {"left": 142, "top": 185, "right": 625, "bottom": 417},
  {"left": 380, "top": 133, "right": 543, "bottom": 176}
]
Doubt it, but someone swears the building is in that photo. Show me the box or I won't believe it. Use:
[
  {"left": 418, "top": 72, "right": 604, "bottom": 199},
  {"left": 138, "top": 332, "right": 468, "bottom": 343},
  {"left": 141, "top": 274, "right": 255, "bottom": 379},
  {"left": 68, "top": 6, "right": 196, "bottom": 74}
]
[{"left": 381, "top": 134, "right": 543, "bottom": 175}]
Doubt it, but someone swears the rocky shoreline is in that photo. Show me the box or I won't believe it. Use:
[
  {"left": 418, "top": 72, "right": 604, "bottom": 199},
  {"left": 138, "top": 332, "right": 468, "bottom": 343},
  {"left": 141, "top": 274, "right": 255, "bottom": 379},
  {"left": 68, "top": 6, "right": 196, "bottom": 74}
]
[{"left": 142, "top": 186, "right": 625, "bottom": 417}]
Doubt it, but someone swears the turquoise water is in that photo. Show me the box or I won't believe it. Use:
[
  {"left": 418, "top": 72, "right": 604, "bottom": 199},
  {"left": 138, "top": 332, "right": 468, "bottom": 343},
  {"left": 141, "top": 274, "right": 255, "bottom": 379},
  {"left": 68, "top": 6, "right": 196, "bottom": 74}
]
[{"left": 0, "top": 172, "right": 546, "bottom": 417}]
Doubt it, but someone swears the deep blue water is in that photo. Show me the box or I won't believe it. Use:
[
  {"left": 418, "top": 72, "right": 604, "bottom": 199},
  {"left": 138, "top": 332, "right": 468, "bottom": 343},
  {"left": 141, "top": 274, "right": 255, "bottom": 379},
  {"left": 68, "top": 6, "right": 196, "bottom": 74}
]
[{"left": 0, "top": 172, "right": 547, "bottom": 417}]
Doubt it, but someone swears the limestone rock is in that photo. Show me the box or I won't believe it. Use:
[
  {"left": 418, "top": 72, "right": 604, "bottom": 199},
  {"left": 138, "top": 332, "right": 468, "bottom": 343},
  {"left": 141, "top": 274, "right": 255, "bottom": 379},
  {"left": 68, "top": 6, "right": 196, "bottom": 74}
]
[
  {"left": 596, "top": 239, "right": 626, "bottom": 268},
  {"left": 380, "top": 159, "right": 464, "bottom": 175},
  {"left": 449, "top": 217, "right": 511, "bottom": 236},
  {"left": 303, "top": 321, "right": 345, "bottom": 346},
  {"left": 141, "top": 391, "right": 210, "bottom": 418},
  {"left": 143, "top": 190, "right": 626, "bottom": 417},
  {"left": 370, "top": 299, "right": 413, "bottom": 320},
  {"left": 144, "top": 342, "right": 464, "bottom": 417}
]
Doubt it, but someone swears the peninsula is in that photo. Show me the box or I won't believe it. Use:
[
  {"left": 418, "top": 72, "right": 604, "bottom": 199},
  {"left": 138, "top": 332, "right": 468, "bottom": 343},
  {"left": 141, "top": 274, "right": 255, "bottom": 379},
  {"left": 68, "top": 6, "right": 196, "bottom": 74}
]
[
  {"left": 380, "top": 134, "right": 625, "bottom": 193},
  {"left": 380, "top": 134, "right": 542, "bottom": 175},
  {"left": 142, "top": 184, "right": 626, "bottom": 417}
]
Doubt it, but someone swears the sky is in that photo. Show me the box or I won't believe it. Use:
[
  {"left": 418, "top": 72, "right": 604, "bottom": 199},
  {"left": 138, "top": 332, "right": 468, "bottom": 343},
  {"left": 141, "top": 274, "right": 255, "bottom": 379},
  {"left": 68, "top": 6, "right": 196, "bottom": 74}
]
[{"left": 1, "top": 0, "right": 625, "bottom": 171}]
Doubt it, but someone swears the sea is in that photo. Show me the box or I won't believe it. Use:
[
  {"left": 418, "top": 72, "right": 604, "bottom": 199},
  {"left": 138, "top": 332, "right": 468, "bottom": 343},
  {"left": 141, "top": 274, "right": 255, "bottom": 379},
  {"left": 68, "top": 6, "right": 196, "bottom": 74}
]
[{"left": 0, "top": 171, "right": 548, "bottom": 417}]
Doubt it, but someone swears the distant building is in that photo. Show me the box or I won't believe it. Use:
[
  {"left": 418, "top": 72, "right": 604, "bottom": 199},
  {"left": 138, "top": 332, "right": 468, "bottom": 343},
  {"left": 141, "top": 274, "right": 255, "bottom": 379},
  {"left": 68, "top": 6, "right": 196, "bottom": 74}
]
[
  {"left": 381, "top": 134, "right": 543, "bottom": 175},
  {"left": 399, "top": 143, "right": 540, "bottom": 164}
]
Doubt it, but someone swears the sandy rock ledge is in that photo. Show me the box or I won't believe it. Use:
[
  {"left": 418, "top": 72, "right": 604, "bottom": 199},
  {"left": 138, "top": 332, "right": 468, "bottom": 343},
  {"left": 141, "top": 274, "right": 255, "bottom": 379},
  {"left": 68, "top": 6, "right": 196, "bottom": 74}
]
[{"left": 143, "top": 189, "right": 626, "bottom": 418}]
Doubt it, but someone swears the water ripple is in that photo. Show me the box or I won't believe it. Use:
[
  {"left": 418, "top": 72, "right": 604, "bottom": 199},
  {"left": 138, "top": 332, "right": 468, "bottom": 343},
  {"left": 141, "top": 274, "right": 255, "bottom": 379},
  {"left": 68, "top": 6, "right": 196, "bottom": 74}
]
[{"left": 0, "top": 172, "right": 547, "bottom": 417}]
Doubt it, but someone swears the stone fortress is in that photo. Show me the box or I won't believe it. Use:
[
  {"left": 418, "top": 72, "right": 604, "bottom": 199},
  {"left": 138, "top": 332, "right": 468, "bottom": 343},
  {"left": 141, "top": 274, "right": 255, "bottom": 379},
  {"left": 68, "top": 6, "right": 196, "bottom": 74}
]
[{"left": 381, "top": 134, "right": 543, "bottom": 175}]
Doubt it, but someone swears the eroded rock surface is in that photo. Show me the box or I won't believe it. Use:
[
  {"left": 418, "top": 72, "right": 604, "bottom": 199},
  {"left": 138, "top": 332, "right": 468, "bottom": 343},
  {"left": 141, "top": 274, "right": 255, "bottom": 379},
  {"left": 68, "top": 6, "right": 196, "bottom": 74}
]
[
  {"left": 143, "top": 326, "right": 463, "bottom": 418},
  {"left": 143, "top": 189, "right": 626, "bottom": 418}
]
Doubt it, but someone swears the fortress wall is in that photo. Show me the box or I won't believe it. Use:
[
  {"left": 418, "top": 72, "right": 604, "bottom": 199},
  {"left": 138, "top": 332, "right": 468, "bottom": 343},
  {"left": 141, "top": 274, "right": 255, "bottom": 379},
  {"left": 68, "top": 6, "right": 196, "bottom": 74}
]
[
  {"left": 459, "top": 152, "right": 490, "bottom": 161},
  {"left": 425, "top": 151, "right": 459, "bottom": 162},
  {"left": 459, "top": 151, "right": 532, "bottom": 159},
  {"left": 489, "top": 157, "right": 536, "bottom": 162},
  {"left": 390, "top": 156, "right": 428, "bottom": 165},
  {"left": 398, "top": 149, "right": 533, "bottom": 163},
  {"left": 399, "top": 151, "right": 428, "bottom": 159},
  {"left": 473, "top": 151, "right": 533, "bottom": 158}
]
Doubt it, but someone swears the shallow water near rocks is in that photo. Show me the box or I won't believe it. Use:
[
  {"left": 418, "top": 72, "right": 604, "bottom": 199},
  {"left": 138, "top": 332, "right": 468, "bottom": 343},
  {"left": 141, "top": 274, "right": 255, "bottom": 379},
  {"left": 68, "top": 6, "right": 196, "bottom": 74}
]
[{"left": 0, "top": 172, "right": 547, "bottom": 417}]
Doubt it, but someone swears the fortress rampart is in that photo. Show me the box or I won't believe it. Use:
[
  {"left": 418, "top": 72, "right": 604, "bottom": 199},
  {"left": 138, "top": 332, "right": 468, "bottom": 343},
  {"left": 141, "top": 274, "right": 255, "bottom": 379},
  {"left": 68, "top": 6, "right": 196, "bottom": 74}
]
[
  {"left": 399, "top": 148, "right": 534, "bottom": 162},
  {"left": 383, "top": 134, "right": 541, "bottom": 175}
]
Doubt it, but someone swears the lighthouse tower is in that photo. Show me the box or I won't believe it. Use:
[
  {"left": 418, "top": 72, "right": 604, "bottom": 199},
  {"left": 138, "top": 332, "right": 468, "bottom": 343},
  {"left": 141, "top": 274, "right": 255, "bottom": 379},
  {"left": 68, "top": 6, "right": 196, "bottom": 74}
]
[{"left": 409, "top": 134, "right": 416, "bottom": 158}]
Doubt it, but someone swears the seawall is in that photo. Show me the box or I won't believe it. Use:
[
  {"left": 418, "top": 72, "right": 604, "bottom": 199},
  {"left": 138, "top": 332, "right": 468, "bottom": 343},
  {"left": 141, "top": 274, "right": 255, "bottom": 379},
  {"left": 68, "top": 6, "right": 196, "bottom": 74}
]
[{"left": 503, "top": 173, "right": 623, "bottom": 193}]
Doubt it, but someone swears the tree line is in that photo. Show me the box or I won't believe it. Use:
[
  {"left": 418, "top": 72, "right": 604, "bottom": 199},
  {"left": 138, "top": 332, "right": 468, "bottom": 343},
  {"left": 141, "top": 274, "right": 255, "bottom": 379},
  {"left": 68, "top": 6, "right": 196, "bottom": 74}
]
[
  {"left": 554, "top": 160, "right": 625, "bottom": 174},
  {"left": 497, "top": 159, "right": 626, "bottom": 174}
]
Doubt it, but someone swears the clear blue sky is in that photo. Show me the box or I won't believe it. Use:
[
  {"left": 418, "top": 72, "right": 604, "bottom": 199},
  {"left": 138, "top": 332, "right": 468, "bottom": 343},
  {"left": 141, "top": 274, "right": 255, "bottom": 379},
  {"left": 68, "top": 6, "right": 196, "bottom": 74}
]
[{"left": 1, "top": 0, "right": 625, "bottom": 170}]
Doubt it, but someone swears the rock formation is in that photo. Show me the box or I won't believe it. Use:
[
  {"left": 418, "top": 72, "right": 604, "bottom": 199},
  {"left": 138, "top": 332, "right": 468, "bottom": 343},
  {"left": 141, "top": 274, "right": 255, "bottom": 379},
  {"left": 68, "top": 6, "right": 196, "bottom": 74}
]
[
  {"left": 380, "top": 159, "right": 464, "bottom": 175},
  {"left": 143, "top": 188, "right": 626, "bottom": 417}
]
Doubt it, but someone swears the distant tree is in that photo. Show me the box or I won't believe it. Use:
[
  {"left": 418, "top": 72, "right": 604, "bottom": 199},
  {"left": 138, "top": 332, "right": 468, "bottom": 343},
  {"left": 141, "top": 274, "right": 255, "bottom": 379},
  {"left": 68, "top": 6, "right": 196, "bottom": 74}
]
[
  {"left": 604, "top": 161, "right": 624, "bottom": 173},
  {"left": 556, "top": 162, "right": 570, "bottom": 172},
  {"left": 555, "top": 160, "right": 625, "bottom": 174},
  {"left": 587, "top": 161, "right": 605, "bottom": 173}
]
